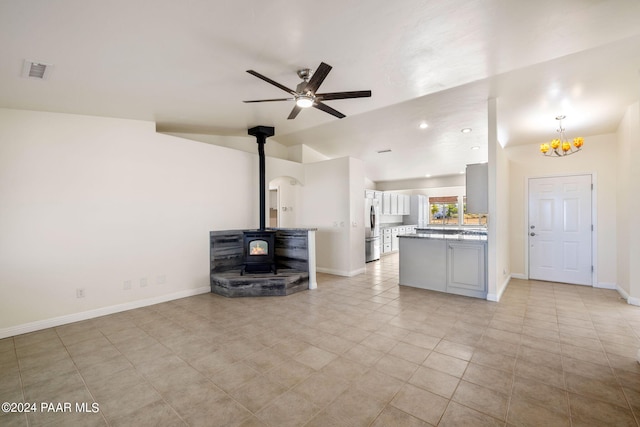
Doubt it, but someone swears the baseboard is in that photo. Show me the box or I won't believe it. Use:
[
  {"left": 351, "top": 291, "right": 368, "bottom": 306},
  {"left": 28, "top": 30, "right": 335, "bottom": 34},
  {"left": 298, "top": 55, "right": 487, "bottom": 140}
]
[
  {"left": 0, "top": 286, "right": 211, "bottom": 340},
  {"left": 487, "top": 274, "right": 511, "bottom": 302},
  {"left": 594, "top": 282, "right": 616, "bottom": 290},
  {"left": 510, "top": 273, "right": 527, "bottom": 280},
  {"left": 614, "top": 285, "right": 640, "bottom": 306},
  {"left": 316, "top": 267, "right": 365, "bottom": 277}
]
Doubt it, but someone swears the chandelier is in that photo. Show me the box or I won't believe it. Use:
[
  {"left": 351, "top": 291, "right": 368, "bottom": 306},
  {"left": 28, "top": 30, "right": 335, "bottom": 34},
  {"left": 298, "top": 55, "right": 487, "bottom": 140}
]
[{"left": 539, "top": 115, "right": 584, "bottom": 157}]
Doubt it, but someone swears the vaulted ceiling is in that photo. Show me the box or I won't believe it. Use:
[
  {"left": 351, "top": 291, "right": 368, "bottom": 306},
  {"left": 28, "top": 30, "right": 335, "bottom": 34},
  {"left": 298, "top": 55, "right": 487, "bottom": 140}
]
[{"left": 2, "top": 0, "right": 639, "bottom": 182}]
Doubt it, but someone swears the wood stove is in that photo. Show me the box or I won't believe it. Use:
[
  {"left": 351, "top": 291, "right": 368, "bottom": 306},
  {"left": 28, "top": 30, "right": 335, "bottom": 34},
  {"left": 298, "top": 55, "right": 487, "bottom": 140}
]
[{"left": 241, "top": 230, "right": 276, "bottom": 275}]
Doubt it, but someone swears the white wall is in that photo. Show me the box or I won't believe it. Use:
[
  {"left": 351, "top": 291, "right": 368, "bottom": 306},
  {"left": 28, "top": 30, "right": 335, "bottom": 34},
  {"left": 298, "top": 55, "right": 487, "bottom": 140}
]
[
  {"left": 287, "top": 144, "right": 330, "bottom": 164},
  {"left": 0, "top": 108, "right": 306, "bottom": 337},
  {"left": 163, "top": 132, "right": 290, "bottom": 160},
  {"left": 505, "top": 133, "right": 618, "bottom": 288},
  {"left": 300, "top": 157, "right": 365, "bottom": 276},
  {"left": 268, "top": 176, "right": 303, "bottom": 228},
  {"left": 616, "top": 102, "right": 640, "bottom": 300}
]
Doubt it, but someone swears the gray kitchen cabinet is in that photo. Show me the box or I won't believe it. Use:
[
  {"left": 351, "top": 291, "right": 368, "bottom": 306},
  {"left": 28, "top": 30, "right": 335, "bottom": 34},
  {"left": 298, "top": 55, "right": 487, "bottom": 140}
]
[
  {"left": 466, "top": 163, "right": 488, "bottom": 213},
  {"left": 446, "top": 241, "right": 487, "bottom": 298},
  {"left": 399, "top": 237, "right": 447, "bottom": 292}
]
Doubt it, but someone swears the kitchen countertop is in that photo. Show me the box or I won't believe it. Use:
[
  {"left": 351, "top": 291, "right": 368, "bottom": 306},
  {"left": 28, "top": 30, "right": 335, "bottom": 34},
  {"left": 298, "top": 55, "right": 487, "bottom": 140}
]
[{"left": 399, "top": 232, "right": 487, "bottom": 241}]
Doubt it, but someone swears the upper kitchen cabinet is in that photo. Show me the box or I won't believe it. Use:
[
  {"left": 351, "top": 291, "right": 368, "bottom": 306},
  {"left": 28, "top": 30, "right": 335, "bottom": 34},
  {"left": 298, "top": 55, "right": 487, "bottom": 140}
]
[{"left": 465, "top": 163, "right": 488, "bottom": 214}]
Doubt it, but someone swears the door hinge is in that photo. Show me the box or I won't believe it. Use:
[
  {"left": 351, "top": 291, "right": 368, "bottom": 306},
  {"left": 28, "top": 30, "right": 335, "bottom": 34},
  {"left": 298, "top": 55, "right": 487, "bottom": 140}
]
[
  {"left": 591, "top": 183, "right": 594, "bottom": 190},
  {"left": 592, "top": 266, "right": 594, "bottom": 273},
  {"left": 591, "top": 224, "right": 594, "bottom": 231}
]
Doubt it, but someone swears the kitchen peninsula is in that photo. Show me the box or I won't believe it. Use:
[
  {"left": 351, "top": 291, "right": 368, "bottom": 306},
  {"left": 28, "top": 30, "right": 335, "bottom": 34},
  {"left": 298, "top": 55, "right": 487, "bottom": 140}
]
[{"left": 399, "top": 227, "right": 488, "bottom": 299}]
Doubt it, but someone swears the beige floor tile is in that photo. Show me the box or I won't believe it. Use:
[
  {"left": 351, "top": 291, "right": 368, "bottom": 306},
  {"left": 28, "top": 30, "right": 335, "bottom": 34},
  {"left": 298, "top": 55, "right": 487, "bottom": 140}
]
[
  {"left": 508, "top": 395, "right": 571, "bottom": 427},
  {"left": 423, "top": 351, "right": 469, "bottom": 378},
  {"left": 439, "top": 401, "right": 504, "bottom": 427},
  {"left": 389, "top": 341, "right": 432, "bottom": 364},
  {"left": 263, "top": 359, "right": 315, "bottom": 388},
  {"left": 322, "top": 387, "right": 387, "bottom": 427},
  {"left": 294, "top": 371, "right": 349, "bottom": 407},
  {"left": 294, "top": 345, "right": 338, "bottom": 371},
  {"left": 511, "top": 376, "right": 569, "bottom": 415},
  {"left": 565, "top": 371, "right": 628, "bottom": 407},
  {"left": 462, "top": 362, "right": 512, "bottom": 395},
  {"left": 371, "top": 405, "right": 432, "bottom": 427},
  {"left": 352, "top": 368, "right": 404, "bottom": 402},
  {"left": 569, "top": 393, "right": 637, "bottom": 426},
  {"left": 409, "top": 365, "right": 460, "bottom": 398},
  {"left": 182, "top": 395, "right": 252, "bottom": 427},
  {"left": 8, "top": 254, "right": 640, "bottom": 426},
  {"left": 375, "top": 353, "right": 419, "bottom": 381},
  {"left": 452, "top": 380, "right": 509, "bottom": 421},
  {"left": 256, "top": 390, "right": 320, "bottom": 427},
  {"left": 391, "top": 383, "right": 448, "bottom": 425},
  {"left": 229, "top": 374, "right": 288, "bottom": 413}
]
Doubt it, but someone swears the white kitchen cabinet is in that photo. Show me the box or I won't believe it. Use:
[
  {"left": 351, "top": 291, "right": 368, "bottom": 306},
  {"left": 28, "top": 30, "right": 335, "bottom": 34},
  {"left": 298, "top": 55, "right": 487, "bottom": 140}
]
[
  {"left": 405, "top": 195, "right": 411, "bottom": 215},
  {"left": 466, "top": 163, "right": 488, "bottom": 213},
  {"left": 408, "top": 195, "right": 428, "bottom": 227},
  {"left": 382, "top": 192, "right": 391, "bottom": 215},
  {"left": 397, "top": 194, "right": 404, "bottom": 215},
  {"left": 391, "top": 227, "right": 400, "bottom": 251},
  {"left": 390, "top": 193, "right": 398, "bottom": 215},
  {"left": 382, "top": 228, "right": 392, "bottom": 253}
]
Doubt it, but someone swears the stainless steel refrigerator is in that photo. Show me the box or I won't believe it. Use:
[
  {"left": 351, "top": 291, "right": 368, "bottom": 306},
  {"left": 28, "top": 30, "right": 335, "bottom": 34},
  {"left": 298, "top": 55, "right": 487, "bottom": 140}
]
[{"left": 365, "top": 198, "right": 380, "bottom": 262}]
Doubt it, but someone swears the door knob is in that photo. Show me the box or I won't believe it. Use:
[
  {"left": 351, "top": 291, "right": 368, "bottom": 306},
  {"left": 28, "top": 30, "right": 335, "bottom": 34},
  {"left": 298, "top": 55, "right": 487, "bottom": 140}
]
[{"left": 530, "top": 232, "right": 536, "bottom": 236}]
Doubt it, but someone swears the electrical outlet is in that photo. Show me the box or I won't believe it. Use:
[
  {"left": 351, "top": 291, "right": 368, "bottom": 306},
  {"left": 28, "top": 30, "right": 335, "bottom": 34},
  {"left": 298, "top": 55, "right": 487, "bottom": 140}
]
[
  {"left": 76, "top": 288, "right": 85, "bottom": 298},
  {"left": 123, "top": 280, "right": 132, "bottom": 290},
  {"left": 140, "top": 278, "right": 147, "bottom": 287},
  {"left": 156, "top": 275, "right": 166, "bottom": 285}
]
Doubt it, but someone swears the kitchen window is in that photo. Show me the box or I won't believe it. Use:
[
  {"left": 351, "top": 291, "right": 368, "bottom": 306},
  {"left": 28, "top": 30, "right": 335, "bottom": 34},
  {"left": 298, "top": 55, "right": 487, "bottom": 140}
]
[
  {"left": 429, "top": 196, "right": 459, "bottom": 224},
  {"left": 463, "top": 196, "right": 487, "bottom": 226}
]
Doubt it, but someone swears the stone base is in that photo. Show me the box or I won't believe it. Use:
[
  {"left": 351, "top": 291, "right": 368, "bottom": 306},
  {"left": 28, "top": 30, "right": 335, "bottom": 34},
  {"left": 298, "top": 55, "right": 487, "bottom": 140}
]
[{"left": 210, "top": 269, "right": 309, "bottom": 297}]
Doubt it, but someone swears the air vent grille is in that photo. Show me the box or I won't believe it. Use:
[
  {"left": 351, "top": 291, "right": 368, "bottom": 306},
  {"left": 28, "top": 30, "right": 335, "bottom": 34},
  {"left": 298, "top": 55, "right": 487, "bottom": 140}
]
[{"left": 22, "top": 60, "right": 52, "bottom": 79}]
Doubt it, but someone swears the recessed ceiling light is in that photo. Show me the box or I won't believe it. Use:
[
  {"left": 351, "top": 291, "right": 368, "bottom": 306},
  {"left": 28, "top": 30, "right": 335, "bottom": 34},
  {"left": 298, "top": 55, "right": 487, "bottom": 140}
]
[
  {"left": 471, "top": 146, "right": 480, "bottom": 150},
  {"left": 419, "top": 122, "right": 428, "bottom": 129},
  {"left": 425, "top": 174, "right": 431, "bottom": 178},
  {"left": 461, "top": 128, "right": 472, "bottom": 133},
  {"left": 459, "top": 171, "right": 465, "bottom": 174}
]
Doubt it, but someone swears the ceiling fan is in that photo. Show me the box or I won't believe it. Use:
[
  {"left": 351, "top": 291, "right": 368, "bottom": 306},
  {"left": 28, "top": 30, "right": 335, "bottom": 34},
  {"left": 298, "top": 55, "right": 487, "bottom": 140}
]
[{"left": 243, "top": 62, "right": 372, "bottom": 119}]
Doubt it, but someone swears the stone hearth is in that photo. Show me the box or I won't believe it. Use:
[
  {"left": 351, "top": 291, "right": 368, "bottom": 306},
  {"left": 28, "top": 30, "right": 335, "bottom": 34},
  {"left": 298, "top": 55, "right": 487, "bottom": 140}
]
[{"left": 210, "top": 228, "right": 316, "bottom": 297}]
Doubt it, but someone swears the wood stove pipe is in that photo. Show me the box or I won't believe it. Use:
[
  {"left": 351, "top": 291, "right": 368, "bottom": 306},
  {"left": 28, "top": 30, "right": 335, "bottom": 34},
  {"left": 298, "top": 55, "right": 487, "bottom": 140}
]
[{"left": 248, "top": 126, "right": 275, "bottom": 230}]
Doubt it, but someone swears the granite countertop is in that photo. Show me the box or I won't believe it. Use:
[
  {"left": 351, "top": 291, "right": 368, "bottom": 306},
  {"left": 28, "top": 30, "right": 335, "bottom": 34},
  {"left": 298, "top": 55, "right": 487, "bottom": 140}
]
[{"left": 399, "top": 232, "right": 488, "bottom": 241}]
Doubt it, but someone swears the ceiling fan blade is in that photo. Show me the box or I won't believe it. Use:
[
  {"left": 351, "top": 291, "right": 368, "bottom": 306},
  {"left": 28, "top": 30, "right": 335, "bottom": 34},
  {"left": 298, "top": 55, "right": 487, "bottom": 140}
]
[
  {"left": 243, "top": 98, "right": 294, "bottom": 103},
  {"left": 316, "top": 90, "right": 372, "bottom": 101},
  {"left": 313, "top": 101, "right": 345, "bottom": 119},
  {"left": 287, "top": 105, "right": 303, "bottom": 120},
  {"left": 246, "top": 70, "right": 296, "bottom": 95},
  {"left": 306, "top": 62, "right": 332, "bottom": 93}
]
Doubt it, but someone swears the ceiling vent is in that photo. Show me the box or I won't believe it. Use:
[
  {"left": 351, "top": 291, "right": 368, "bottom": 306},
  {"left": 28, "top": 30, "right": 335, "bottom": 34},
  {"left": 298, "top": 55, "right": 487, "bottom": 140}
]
[{"left": 22, "top": 60, "right": 52, "bottom": 79}]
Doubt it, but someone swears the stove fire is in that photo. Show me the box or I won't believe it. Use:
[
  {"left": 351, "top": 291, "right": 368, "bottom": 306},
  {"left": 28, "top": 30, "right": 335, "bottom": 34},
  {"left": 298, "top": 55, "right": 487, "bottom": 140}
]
[{"left": 249, "top": 240, "right": 268, "bottom": 255}]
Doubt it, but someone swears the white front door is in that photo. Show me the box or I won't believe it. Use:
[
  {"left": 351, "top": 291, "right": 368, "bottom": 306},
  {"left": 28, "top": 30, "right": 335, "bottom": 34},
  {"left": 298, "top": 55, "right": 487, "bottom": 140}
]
[{"left": 528, "top": 174, "right": 592, "bottom": 285}]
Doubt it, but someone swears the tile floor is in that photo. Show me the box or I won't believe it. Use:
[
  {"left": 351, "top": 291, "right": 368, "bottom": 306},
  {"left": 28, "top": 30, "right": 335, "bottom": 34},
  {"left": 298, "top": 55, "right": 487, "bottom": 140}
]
[{"left": 3, "top": 253, "right": 640, "bottom": 426}]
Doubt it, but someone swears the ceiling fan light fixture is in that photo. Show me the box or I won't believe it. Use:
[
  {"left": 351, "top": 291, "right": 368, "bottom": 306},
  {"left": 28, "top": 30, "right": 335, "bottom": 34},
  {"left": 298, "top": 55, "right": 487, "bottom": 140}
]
[{"left": 295, "top": 94, "right": 314, "bottom": 108}]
